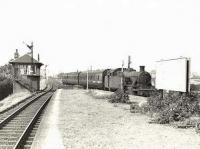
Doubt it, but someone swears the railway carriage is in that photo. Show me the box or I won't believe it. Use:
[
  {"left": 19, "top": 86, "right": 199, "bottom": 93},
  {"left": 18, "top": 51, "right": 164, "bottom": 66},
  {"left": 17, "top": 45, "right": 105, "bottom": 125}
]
[
  {"left": 62, "top": 70, "right": 110, "bottom": 89},
  {"left": 62, "top": 72, "right": 80, "bottom": 85},
  {"left": 79, "top": 70, "right": 109, "bottom": 89},
  {"left": 61, "top": 66, "right": 152, "bottom": 96}
]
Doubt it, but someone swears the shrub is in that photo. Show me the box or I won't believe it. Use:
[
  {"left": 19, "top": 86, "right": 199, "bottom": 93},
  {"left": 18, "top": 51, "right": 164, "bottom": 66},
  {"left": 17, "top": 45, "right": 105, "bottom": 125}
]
[
  {"left": 190, "top": 84, "right": 200, "bottom": 91},
  {"left": 147, "top": 91, "right": 200, "bottom": 124},
  {"left": 0, "top": 78, "right": 13, "bottom": 101},
  {"left": 108, "top": 89, "right": 129, "bottom": 103},
  {"left": 0, "top": 64, "right": 13, "bottom": 100}
]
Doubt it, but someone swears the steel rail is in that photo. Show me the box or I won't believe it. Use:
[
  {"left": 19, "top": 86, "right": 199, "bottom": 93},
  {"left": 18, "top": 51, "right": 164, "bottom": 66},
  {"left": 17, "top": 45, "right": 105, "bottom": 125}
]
[
  {"left": 0, "top": 86, "right": 54, "bottom": 149},
  {"left": 13, "top": 91, "right": 54, "bottom": 149},
  {"left": 0, "top": 85, "right": 49, "bottom": 115},
  {"left": 0, "top": 86, "right": 52, "bottom": 128}
]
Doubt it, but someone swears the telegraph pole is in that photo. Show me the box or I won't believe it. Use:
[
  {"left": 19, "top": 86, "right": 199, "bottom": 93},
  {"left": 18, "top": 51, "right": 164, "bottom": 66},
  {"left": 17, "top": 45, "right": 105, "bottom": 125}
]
[
  {"left": 121, "top": 60, "right": 124, "bottom": 90},
  {"left": 86, "top": 69, "right": 89, "bottom": 91},
  {"left": 45, "top": 65, "right": 48, "bottom": 79},
  {"left": 44, "top": 65, "right": 48, "bottom": 86},
  {"left": 30, "top": 42, "right": 33, "bottom": 91},
  {"left": 23, "top": 41, "right": 34, "bottom": 74},
  {"left": 23, "top": 41, "right": 34, "bottom": 91}
]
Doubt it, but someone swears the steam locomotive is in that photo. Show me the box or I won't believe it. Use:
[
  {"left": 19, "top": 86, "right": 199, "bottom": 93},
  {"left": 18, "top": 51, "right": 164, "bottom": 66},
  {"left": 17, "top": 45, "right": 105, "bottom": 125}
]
[{"left": 61, "top": 66, "right": 152, "bottom": 96}]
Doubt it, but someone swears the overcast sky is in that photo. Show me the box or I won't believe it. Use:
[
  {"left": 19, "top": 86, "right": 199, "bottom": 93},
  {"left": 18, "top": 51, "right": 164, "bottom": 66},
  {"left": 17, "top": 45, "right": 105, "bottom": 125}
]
[{"left": 0, "top": 0, "right": 200, "bottom": 75}]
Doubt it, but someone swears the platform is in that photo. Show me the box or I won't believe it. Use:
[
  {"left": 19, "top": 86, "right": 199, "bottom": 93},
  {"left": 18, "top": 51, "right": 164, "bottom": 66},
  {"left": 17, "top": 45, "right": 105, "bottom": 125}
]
[
  {"left": 31, "top": 89, "right": 200, "bottom": 149},
  {"left": 31, "top": 89, "right": 65, "bottom": 149}
]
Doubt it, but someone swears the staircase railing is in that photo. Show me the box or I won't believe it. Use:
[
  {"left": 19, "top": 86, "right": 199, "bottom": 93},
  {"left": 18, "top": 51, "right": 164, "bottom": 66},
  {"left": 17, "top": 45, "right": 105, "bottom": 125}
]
[{"left": 14, "top": 75, "right": 35, "bottom": 92}]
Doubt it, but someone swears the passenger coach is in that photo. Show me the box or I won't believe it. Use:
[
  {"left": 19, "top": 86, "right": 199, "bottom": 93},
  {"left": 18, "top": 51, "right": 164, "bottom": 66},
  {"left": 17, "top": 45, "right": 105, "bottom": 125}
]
[{"left": 61, "top": 66, "right": 152, "bottom": 96}]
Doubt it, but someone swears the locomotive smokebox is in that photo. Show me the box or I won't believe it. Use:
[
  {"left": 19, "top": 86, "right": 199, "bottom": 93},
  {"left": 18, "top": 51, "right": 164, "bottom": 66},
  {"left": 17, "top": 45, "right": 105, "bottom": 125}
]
[{"left": 140, "top": 66, "right": 145, "bottom": 72}]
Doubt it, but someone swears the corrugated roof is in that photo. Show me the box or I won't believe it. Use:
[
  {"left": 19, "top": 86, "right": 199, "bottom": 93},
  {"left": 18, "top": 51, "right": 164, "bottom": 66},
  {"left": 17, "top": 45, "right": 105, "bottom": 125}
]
[{"left": 9, "top": 54, "right": 43, "bottom": 65}]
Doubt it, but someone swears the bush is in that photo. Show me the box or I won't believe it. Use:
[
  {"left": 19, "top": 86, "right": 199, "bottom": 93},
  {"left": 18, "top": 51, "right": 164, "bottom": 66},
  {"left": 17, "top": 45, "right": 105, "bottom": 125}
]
[
  {"left": 108, "top": 89, "right": 130, "bottom": 103},
  {"left": 147, "top": 91, "right": 200, "bottom": 124},
  {"left": 190, "top": 84, "right": 200, "bottom": 91},
  {"left": 0, "top": 78, "right": 13, "bottom": 101}
]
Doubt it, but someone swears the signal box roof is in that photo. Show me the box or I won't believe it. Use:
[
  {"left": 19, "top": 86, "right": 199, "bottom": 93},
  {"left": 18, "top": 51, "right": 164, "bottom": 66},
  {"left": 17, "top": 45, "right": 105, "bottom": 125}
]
[{"left": 9, "top": 54, "right": 43, "bottom": 66}]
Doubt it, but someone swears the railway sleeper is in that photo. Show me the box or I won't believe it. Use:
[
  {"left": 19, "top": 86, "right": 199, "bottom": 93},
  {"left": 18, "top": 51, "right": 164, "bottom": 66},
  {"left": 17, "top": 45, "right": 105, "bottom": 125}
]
[
  {"left": 0, "top": 141, "right": 18, "bottom": 145},
  {"left": 8, "top": 120, "right": 32, "bottom": 123},
  {"left": 0, "top": 133, "right": 19, "bottom": 137},
  {"left": 23, "top": 145, "right": 32, "bottom": 149},
  {"left": 29, "top": 132, "right": 37, "bottom": 137},
  {"left": 0, "top": 130, "right": 24, "bottom": 133},
  {"left": 0, "top": 145, "right": 13, "bottom": 149},
  {"left": 12, "top": 115, "right": 35, "bottom": 119},
  {"left": 24, "top": 140, "right": 33, "bottom": 145},
  {"left": 0, "top": 137, "right": 19, "bottom": 141},
  {"left": 5, "top": 121, "right": 30, "bottom": 124},
  {"left": 4, "top": 124, "right": 28, "bottom": 127}
]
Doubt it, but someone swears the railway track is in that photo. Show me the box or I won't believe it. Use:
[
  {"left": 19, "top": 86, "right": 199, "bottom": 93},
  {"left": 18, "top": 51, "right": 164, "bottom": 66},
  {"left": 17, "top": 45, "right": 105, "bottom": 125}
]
[
  {"left": 0, "top": 87, "right": 54, "bottom": 149},
  {"left": 0, "top": 91, "right": 46, "bottom": 123}
]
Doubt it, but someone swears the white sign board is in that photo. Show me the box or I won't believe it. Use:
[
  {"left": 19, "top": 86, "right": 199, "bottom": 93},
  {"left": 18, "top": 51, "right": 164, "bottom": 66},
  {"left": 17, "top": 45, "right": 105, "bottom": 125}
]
[{"left": 156, "top": 58, "right": 190, "bottom": 92}]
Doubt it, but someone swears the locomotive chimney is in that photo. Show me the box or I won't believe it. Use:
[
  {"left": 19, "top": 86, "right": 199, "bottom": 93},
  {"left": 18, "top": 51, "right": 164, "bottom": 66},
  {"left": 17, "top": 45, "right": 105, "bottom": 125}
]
[
  {"left": 14, "top": 49, "right": 19, "bottom": 59},
  {"left": 140, "top": 66, "right": 145, "bottom": 72},
  {"left": 128, "top": 55, "right": 131, "bottom": 69},
  {"left": 38, "top": 53, "right": 40, "bottom": 62}
]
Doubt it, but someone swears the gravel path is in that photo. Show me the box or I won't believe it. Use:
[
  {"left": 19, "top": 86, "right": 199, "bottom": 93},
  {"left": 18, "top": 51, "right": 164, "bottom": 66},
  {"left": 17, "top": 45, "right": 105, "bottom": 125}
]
[{"left": 32, "top": 89, "right": 200, "bottom": 149}]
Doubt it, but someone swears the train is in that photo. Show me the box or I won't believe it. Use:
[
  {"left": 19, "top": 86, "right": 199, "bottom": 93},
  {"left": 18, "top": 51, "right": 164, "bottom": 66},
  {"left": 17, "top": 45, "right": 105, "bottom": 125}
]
[{"left": 61, "top": 66, "right": 152, "bottom": 96}]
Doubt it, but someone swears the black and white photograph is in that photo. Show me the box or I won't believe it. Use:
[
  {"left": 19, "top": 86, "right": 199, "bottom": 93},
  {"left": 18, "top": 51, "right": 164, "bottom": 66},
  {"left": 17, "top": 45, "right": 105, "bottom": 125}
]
[{"left": 0, "top": 0, "right": 200, "bottom": 148}]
